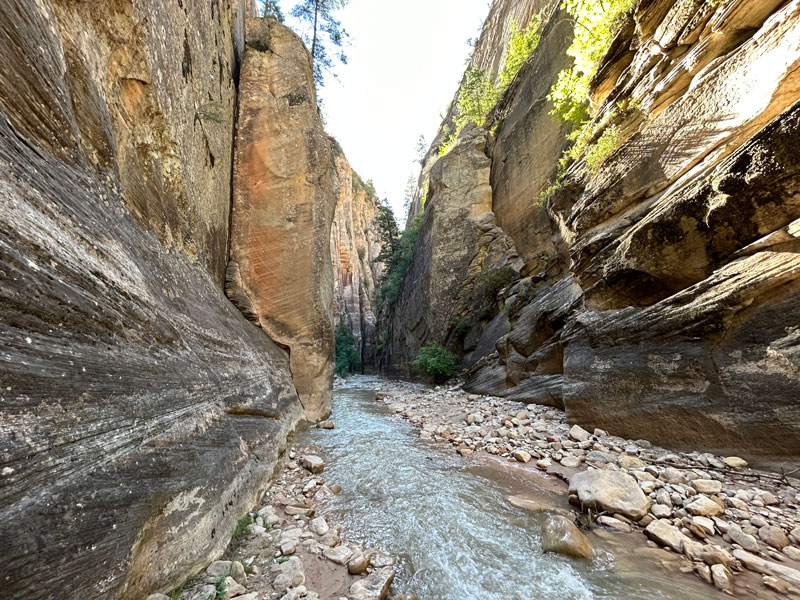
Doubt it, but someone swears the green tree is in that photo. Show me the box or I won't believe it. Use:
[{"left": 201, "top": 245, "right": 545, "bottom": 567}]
[
  {"left": 374, "top": 214, "right": 423, "bottom": 311},
  {"left": 373, "top": 201, "right": 400, "bottom": 266},
  {"left": 415, "top": 135, "right": 427, "bottom": 165},
  {"left": 402, "top": 174, "right": 416, "bottom": 217},
  {"left": 334, "top": 317, "right": 361, "bottom": 377},
  {"left": 256, "top": 0, "right": 284, "bottom": 21},
  {"left": 291, "top": 0, "right": 350, "bottom": 87},
  {"left": 413, "top": 342, "right": 459, "bottom": 382},
  {"left": 498, "top": 14, "right": 543, "bottom": 90}
]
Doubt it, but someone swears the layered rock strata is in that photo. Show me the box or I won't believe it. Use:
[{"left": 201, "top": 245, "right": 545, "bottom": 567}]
[
  {"left": 329, "top": 149, "right": 385, "bottom": 366},
  {"left": 382, "top": 126, "right": 524, "bottom": 376},
  {"left": 0, "top": 2, "right": 307, "bottom": 599},
  {"left": 386, "top": 0, "right": 800, "bottom": 467},
  {"left": 226, "top": 18, "right": 336, "bottom": 421}
]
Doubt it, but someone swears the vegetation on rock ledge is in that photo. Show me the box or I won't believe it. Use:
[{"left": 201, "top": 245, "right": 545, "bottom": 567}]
[{"left": 413, "top": 342, "right": 459, "bottom": 381}]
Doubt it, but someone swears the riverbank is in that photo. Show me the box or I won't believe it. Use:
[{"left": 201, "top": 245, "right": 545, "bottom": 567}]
[
  {"left": 156, "top": 434, "right": 398, "bottom": 600},
  {"left": 371, "top": 376, "right": 800, "bottom": 597}
]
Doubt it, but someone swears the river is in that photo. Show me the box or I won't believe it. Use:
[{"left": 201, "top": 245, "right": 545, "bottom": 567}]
[{"left": 301, "top": 379, "right": 723, "bottom": 600}]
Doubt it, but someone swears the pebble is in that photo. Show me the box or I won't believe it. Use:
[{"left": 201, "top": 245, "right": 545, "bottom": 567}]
[
  {"left": 569, "top": 424, "right": 591, "bottom": 442},
  {"left": 710, "top": 564, "right": 733, "bottom": 594}
]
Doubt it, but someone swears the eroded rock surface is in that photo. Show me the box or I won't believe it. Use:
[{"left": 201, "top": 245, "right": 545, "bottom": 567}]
[
  {"left": 227, "top": 18, "right": 336, "bottom": 420},
  {"left": 0, "top": 4, "right": 305, "bottom": 599},
  {"left": 387, "top": 0, "right": 800, "bottom": 467},
  {"left": 329, "top": 151, "right": 386, "bottom": 366},
  {"left": 382, "top": 125, "right": 524, "bottom": 376}
]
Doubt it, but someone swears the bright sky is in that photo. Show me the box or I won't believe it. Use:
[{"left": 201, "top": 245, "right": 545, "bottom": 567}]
[{"left": 276, "top": 0, "right": 491, "bottom": 225}]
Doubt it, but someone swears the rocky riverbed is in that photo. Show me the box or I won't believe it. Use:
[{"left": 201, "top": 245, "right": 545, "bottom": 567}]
[
  {"left": 149, "top": 437, "right": 399, "bottom": 600},
  {"left": 372, "top": 376, "right": 800, "bottom": 597},
  {"left": 149, "top": 376, "right": 800, "bottom": 600}
]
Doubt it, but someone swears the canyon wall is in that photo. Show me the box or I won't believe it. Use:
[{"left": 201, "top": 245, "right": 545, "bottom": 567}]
[
  {"left": 226, "top": 18, "right": 335, "bottom": 421},
  {"left": 329, "top": 148, "right": 385, "bottom": 367},
  {"left": 0, "top": 5, "right": 337, "bottom": 600},
  {"left": 384, "top": 0, "right": 800, "bottom": 468}
]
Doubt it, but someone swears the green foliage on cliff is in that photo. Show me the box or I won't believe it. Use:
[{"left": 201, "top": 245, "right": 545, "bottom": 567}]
[
  {"left": 257, "top": 0, "right": 284, "bottom": 21},
  {"left": 466, "top": 266, "right": 517, "bottom": 320},
  {"left": 584, "top": 124, "right": 620, "bottom": 172},
  {"left": 499, "top": 14, "right": 544, "bottom": 90},
  {"left": 439, "top": 69, "right": 499, "bottom": 156},
  {"left": 455, "top": 68, "right": 499, "bottom": 133},
  {"left": 374, "top": 214, "right": 423, "bottom": 311},
  {"left": 548, "top": 0, "right": 636, "bottom": 126},
  {"left": 413, "top": 342, "right": 459, "bottom": 380},
  {"left": 334, "top": 317, "right": 362, "bottom": 377}
]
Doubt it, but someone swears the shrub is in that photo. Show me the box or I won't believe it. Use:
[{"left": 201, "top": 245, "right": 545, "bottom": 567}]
[
  {"left": 334, "top": 318, "right": 362, "bottom": 377},
  {"left": 499, "top": 14, "right": 544, "bottom": 90},
  {"left": 465, "top": 266, "right": 517, "bottom": 320},
  {"left": 413, "top": 342, "right": 459, "bottom": 381},
  {"left": 584, "top": 124, "right": 619, "bottom": 173},
  {"left": 451, "top": 315, "right": 472, "bottom": 342},
  {"left": 233, "top": 514, "right": 253, "bottom": 539},
  {"left": 440, "top": 69, "right": 499, "bottom": 156},
  {"left": 454, "top": 68, "right": 499, "bottom": 133},
  {"left": 357, "top": 246, "right": 366, "bottom": 260}
]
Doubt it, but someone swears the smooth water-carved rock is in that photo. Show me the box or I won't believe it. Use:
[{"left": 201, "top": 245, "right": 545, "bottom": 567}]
[
  {"left": 541, "top": 515, "right": 594, "bottom": 559},
  {"left": 569, "top": 470, "right": 651, "bottom": 520},
  {"left": 227, "top": 19, "right": 336, "bottom": 420},
  {"left": 0, "top": 3, "right": 308, "bottom": 599}
]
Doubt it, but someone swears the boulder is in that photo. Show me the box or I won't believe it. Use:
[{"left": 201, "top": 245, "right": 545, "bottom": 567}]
[
  {"left": 759, "top": 525, "right": 790, "bottom": 550},
  {"left": 300, "top": 455, "right": 325, "bottom": 474},
  {"left": 685, "top": 495, "right": 724, "bottom": 517},
  {"left": 645, "top": 519, "right": 691, "bottom": 553},
  {"left": 349, "top": 567, "right": 395, "bottom": 600},
  {"left": 271, "top": 556, "right": 305, "bottom": 591},
  {"left": 569, "top": 469, "right": 651, "bottom": 520},
  {"left": 541, "top": 516, "right": 594, "bottom": 559}
]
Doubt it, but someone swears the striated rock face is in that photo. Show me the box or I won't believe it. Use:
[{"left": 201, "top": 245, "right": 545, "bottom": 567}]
[
  {"left": 382, "top": 126, "right": 524, "bottom": 376},
  {"left": 0, "top": 2, "right": 304, "bottom": 599},
  {"left": 329, "top": 149, "right": 385, "bottom": 366},
  {"left": 227, "top": 19, "right": 336, "bottom": 421},
  {"left": 390, "top": 0, "right": 800, "bottom": 467}
]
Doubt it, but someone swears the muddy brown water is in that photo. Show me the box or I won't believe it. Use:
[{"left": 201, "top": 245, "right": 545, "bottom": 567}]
[{"left": 302, "top": 379, "right": 726, "bottom": 600}]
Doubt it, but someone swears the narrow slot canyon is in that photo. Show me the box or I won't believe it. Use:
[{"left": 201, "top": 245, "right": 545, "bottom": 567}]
[{"left": 1, "top": 1, "right": 800, "bottom": 599}]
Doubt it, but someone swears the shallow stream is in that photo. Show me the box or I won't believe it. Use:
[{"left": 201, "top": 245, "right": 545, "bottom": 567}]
[{"left": 302, "top": 379, "right": 723, "bottom": 600}]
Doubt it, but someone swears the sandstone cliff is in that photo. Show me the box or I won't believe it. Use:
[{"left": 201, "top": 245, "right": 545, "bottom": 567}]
[
  {"left": 383, "top": 0, "right": 800, "bottom": 468},
  {"left": 0, "top": 4, "right": 338, "bottom": 599},
  {"left": 226, "top": 18, "right": 336, "bottom": 421},
  {"left": 329, "top": 147, "right": 385, "bottom": 367}
]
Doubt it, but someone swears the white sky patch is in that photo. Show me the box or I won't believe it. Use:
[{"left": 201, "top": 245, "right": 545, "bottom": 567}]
[{"left": 276, "top": 0, "right": 490, "bottom": 225}]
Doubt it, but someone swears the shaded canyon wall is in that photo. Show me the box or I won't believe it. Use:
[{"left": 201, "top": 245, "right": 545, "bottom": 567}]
[
  {"left": 329, "top": 148, "right": 386, "bottom": 367},
  {"left": 0, "top": 5, "right": 342, "bottom": 600}
]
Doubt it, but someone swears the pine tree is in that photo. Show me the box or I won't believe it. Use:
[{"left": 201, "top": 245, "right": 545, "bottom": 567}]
[
  {"left": 259, "top": 0, "right": 284, "bottom": 21},
  {"left": 291, "top": 0, "right": 349, "bottom": 87},
  {"left": 373, "top": 201, "right": 399, "bottom": 266}
]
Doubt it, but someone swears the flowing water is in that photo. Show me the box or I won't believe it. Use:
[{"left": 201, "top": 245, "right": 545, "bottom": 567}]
[{"left": 302, "top": 379, "right": 723, "bottom": 600}]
